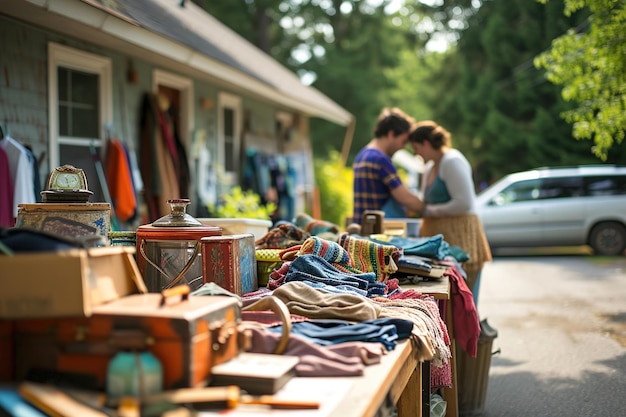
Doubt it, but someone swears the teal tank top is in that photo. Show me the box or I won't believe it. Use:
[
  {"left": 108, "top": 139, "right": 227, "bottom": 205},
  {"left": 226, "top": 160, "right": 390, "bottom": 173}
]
[{"left": 425, "top": 175, "right": 451, "bottom": 204}]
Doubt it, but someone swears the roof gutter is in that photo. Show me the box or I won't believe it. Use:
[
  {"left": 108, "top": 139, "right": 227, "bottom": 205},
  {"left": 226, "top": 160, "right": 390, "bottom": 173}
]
[{"left": 19, "top": 0, "right": 353, "bottom": 126}]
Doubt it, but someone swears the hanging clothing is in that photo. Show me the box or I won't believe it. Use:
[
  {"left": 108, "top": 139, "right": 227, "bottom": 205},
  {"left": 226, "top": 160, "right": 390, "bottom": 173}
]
[
  {"left": 139, "top": 93, "right": 180, "bottom": 221},
  {"left": 244, "top": 150, "right": 296, "bottom": 222},
  {"left": 0, "top": 147, "right": 14, "bottom": 227},
  {"left": 22, "top": 145, "right": 41, "bottom": 203},
  {"left": 0, "top": 135, "right": 35, "bottom": 218},
  {"left": 105, "top": 138, "right": 137, "bottom": 222}
]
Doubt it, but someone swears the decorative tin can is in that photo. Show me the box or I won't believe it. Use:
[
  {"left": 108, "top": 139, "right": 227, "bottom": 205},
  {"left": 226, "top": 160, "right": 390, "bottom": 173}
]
[
  {"left": 16, "top": 203, "right": 111, "bottom": 239},
  {"left": 201, "top": 234, "right": 258, "bottom": 295}
]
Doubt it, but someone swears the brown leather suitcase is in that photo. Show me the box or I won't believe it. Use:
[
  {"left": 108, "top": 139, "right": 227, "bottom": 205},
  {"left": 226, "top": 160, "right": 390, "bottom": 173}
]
[
  {"left": 14, "top": 286, "right": 241, "bottom": 390},
  {"left": 0, "top": 320, "right": 14, "bottom": 382}
]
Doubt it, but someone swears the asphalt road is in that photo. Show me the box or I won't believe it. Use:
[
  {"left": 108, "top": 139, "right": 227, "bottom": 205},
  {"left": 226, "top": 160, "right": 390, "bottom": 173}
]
[{"left": 474, "top": 251, "right": 626, "bottom": 417}]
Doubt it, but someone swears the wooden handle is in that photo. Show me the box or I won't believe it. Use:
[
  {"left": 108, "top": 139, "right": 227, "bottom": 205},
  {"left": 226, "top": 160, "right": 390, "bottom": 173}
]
[
  {"left": 159, "top": 284, "right": 190, "bottom": 307},
  {"left": 135, "top": 386, "right": 319, "bottom": 410},
  {"left": 242, "top": 296, "right": 292, "bottom": 354},
  {"left": 240, "top": 395, "right": 320, "bottom": 409},
  {"left": 142, "top": 386, "right": 241, "bottom": 409}
]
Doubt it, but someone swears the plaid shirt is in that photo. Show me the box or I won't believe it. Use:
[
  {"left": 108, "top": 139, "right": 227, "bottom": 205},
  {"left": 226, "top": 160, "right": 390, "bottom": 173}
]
[{"left": 351, "top": 148, "right": 403, "bottom": 224}]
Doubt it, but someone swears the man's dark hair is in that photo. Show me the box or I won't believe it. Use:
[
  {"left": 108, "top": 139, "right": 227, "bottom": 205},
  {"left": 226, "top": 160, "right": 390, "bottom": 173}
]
[{"left": 374, "top": 107, "right": 412, "bottom": 138}]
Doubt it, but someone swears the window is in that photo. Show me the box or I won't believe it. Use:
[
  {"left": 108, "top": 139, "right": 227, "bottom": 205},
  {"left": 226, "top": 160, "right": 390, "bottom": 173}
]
[
  {"left": 539, "top": 177, "right": 583, "bottom": 199},
  {"left": 217, "top": 93, "right": 241, "bottom": 184},
  {"left": 490, "top": 179, "right": 541, "bottom": 205},
  {"left": 48, "top": 43, "right": 112, "bottom": 200},
  {"left": 584, "top": 175, "right": 626, "bottom": 196},
  {"left": 58, "top": 68, "right": 100, "bottom": 138}
]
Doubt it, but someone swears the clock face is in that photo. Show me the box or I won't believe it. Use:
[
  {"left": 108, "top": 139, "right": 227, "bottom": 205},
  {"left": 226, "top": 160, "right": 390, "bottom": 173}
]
[
  {"left": 56, "top": 173, "right": 81, "bottom": 189},
  {"left": 47, "top": 165, "right": 88, "bottom": 191}
]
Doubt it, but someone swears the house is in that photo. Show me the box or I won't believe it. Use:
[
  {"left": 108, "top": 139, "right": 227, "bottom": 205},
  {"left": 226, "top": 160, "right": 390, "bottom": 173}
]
[{"left": 0, "top": 0, "right": 353, "bottom": 226}]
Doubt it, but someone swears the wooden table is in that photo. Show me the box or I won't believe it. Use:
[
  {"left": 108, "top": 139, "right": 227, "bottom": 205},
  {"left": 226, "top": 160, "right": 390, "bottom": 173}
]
[
  {"left": 299, "top": 276, "right": 457, "bottom": 417},
  {"left": 213, "top": 276, "right": 456, "bottom": 417},
  {"left": 404, "top": 275, "right": 459, "bottom": 417}
]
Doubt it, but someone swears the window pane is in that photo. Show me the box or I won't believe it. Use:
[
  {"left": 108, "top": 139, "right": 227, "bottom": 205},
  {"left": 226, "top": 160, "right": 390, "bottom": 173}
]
[
  {"left": 539, "top": 177, "right": 582, "bottom": 199},
  {"left": 71, "top": 71, "right": 98, "bottom": 105},
  {"left": 225, "top": 141, "right": 234, "bottom": 172},
  {"left": 224, "top": 108, "right": 233, "bottom": 137},
  {"left": 584, "top": 175, "right": 626, "bottom": 196},
  {"left": 58, "top": 67, "right": 99, "bottom": 138},
  {"left": 492, "top": 179, "right": 540, "bottom": 205},
  {"left": 58, "top": 68, "right": 68, "bottom": 101},
  {"left": 59, "top": 106, "right": 69, "bottom": 136},
  {"left": 73, "top": 108, "right": 100, "bottom": 137}
]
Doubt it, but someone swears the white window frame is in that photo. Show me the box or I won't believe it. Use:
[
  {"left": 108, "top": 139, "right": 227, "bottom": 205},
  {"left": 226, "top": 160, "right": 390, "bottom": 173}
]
[
  {"left": 48, "top": 42, "right": 112, "bottom": 168},
  {"left": 217, "top": 93, "right": 242, "bottom": 185},
  {"left": 152, "top": 70, "right": 194, "bottom": 147}
]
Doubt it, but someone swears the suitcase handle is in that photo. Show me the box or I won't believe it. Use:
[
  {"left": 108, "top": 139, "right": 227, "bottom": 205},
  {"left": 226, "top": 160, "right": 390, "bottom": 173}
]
[
  {"left": 242, "top": 296, "right": 291, "bottom": 355},
  {"left": 160, "top": 284, "right": 191, "bottom": 307}
]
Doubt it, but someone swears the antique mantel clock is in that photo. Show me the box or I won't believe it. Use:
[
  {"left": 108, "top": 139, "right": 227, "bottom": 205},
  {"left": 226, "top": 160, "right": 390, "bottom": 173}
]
[{"left": 41, "top": 164, "right": 93, "bottom": 203}]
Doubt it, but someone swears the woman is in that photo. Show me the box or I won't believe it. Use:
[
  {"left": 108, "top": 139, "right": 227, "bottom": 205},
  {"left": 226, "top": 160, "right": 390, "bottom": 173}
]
[{"left": 409, "top": 121, "right": 491, "bottom": 303}]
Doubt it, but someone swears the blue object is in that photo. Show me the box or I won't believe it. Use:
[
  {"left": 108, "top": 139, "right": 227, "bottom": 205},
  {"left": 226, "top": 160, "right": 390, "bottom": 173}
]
[
  {"left": 0, "top": 388, "right": 48, "bottom": 417},
  {"left": 106, "top": 351, "right": 163, "bottom": 400}
]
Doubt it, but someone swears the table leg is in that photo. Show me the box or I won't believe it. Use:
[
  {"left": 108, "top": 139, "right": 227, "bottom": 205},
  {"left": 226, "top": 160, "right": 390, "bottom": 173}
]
[
  {"left": 422, "top": 361, "right": 431, "bottom": 417},
  {"left": 442, "top": 300, "right": 459, "bottom": 417},
  {"left": 397, "top": 363, "right": 422, "bottom": 417}
]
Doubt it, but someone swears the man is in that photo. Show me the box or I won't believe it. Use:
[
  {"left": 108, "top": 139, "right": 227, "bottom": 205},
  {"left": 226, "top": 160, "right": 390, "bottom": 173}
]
[{"left": 351, "top": 107, "right": 424, "bottom": 226}]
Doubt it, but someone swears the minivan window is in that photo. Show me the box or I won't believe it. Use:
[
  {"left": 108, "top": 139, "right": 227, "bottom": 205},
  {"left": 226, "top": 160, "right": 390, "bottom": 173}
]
[
  {"left": 539, "top": 176, "right": 583, "bottom": 199},
  {"left": 490, "top": 179, "right": 541, "bottom": 205},
  {"left": 584, "top": 175, "right": 626, "bottom": 196}
]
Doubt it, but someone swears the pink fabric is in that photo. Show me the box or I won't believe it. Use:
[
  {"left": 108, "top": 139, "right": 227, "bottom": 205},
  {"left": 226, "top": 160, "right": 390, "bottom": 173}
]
[
  {"left": 0, "top": 147, "right": 14, "bottom": 227},
  {"left": 446, "top": 264, "right": 480, "bottom": 357},
  {"left": 243, "top": 327, "right": 387, "bottom": 377}
]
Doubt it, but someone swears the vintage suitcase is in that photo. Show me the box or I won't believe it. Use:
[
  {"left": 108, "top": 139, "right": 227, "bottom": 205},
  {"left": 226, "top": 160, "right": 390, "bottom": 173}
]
[
  {"left": 0, "top": 320, "right": 14, "bottom": 382},
  {"left": 14, "top": 286, "right": 241, "bottom": 390},
  {"left": 201, "top": 234, "right": 258, "bottom": 295}
]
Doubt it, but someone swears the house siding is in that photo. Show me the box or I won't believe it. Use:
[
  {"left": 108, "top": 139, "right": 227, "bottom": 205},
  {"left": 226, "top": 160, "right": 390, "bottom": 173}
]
[
  {"left": 1, "top": 16, "right": 49, "bottom": 169},
  {"left": 1, "top": 13, "right": 314, "bottom": 221}
]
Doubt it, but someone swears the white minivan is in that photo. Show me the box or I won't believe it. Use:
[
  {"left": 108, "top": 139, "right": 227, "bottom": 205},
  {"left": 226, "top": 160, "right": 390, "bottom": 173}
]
[{"left": 476, "top": 165, "right": 626, "bottom": 255}]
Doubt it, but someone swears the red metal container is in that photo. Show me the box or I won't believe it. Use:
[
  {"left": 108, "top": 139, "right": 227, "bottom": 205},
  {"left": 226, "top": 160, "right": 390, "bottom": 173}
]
[{"left": 136, "top": 199, "right": 221, "bottom": 292}]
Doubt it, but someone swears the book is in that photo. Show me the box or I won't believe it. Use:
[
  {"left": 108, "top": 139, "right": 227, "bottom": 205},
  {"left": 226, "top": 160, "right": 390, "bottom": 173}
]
[{"left": 210, "top": 352, "right": 300, "bottom": 395}]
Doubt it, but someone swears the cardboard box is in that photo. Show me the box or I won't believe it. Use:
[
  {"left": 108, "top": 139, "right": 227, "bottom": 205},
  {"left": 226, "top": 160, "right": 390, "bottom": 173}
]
[{"left": 0, "top": 246, "right": 147, "bottom": 319}]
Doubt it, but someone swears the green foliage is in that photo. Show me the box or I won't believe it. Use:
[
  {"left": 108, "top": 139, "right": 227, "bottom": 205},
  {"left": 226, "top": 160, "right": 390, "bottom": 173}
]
[
  {"left": 424, "top": 0, "right": 607, "bottom": 185},
  {"left": 534, "top": 0, "right": 626, "bottom": 160},
  {"left": 210, "top": 186, "right": 276, "bottom": 220},
  {"left": 314, "top": 151, "right": 353, "bottom": 227},
  {"left": 201, "top": 0, "right": 626, "bottom": 190}
]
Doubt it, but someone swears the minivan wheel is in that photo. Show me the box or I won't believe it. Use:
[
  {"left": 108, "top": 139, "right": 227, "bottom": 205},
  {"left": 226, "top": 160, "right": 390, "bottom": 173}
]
[{"left": 589, "top": 222, "right": 626, "bottom": 256}]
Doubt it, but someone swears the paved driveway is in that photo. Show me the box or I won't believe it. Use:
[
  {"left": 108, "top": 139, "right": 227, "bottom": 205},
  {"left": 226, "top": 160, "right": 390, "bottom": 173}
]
[{"left": 476, "top": 253, "right": 626, "bottom": 417}]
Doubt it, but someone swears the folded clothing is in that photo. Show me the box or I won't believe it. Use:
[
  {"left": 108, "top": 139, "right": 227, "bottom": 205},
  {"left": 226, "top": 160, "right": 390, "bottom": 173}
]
[{"left": 272, "top": 281, "right": 381, "bottom": 322}]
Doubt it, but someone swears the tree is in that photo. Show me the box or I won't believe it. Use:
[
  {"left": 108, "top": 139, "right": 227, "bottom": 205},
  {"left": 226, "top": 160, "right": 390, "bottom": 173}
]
[
  {"left": 534, "top": 0, "right": 626, "bottom": 160},
  {"left": 200, "top": 1, "right": 432, "bottom": 162},
  {"left": 422, "top": 0, "right": 610, "bottom": 185}
]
